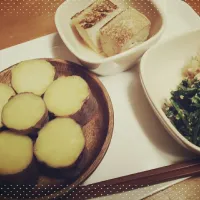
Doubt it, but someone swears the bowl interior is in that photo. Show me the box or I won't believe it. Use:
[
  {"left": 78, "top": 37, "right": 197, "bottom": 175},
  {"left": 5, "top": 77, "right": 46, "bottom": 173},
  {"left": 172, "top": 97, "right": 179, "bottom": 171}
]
[
  {"left": 55, "top": 0, "right": 163, "bottom": 63},
  {"left": 140, "top": 29, "right": 200, "bottom": 153}
]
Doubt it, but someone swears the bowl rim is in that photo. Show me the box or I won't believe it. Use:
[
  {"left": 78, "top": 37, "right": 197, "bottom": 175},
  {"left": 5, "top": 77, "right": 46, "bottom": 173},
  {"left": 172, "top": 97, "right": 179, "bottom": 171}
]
[
  {"left": 55, "top": 0, "right": 167, "bottom": 64},
  {"left": 140, "top": 28, "right": 200, "bottom": 154}
]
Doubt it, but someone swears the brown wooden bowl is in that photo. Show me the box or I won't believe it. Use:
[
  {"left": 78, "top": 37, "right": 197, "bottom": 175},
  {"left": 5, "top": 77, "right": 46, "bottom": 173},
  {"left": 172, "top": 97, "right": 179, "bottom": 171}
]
[{"left": 0, "top": 58, "right": 114, "bottom": 200}]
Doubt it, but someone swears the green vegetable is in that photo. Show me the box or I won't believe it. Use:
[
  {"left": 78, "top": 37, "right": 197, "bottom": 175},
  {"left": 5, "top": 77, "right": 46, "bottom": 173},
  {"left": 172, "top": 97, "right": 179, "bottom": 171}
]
[{"left": 163, "top": 78, "right": 200, "bottom": 147}]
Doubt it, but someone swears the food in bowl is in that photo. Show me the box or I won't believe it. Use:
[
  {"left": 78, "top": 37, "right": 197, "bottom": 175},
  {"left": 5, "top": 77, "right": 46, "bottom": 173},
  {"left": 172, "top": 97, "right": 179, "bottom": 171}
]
[
  {"left": 99, "top": 7, "right": 151, "bottom": 56},
  {"left": 163, "top": 53, "right": 200, "bottom": 147},
  {"left": 43, "top": 75, "right": 98, "bottom": 126},
  {"left": 0, "top": 59, "right": 98, "bottom": 184},
  {"left": 71, "top": 0, "right": 151, "bottom": 56},
  {"left": 2, "top": 93, "right": 48, "bottom": 134},
  {"left": 71, "top": 0, "right": 126, "bottom": 54},
  {"left": 0, "top": 131, "right": 37, "bottom": 184},
  {"left": 0, "top": 83, "right": 15, "bottom": 128},
  {"left": 182, "top": 53, "right": 200, "bottom": 79},
  {"left": 34, "top": 118, "right": 85, "bottom": 169},
  {"left": 11, "top": 59, "right": 55, "bottom": 96}
]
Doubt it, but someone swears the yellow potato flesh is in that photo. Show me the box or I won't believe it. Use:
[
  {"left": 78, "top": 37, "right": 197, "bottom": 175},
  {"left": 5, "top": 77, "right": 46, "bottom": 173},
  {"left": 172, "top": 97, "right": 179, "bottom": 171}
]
[{"left": 34, "top": 118, "right": 85, "bottom": 168}]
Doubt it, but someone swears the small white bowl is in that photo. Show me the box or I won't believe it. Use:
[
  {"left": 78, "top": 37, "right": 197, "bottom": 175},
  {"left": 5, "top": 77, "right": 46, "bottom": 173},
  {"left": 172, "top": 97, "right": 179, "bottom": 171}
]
[
  {"left": 55, "top": 0, "right": 166, "bottom": 76},
  {"left": 140, "top": 28, "right": 200, "bottom": 154}
]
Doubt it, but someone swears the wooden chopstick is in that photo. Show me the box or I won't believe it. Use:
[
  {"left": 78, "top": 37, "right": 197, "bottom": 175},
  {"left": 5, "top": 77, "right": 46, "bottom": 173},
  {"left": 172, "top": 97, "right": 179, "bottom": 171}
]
[{"left": 65, "top": 158, "right": 200, "bottom": 200}]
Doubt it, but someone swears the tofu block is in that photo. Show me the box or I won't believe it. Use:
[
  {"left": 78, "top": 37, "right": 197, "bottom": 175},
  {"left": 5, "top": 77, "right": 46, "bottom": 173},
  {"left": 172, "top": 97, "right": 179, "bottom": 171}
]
[
  {"left": 71, "top": 0, "right": 126, "bottom": 53},
  {"left": 99, "top": 7, "right": 151, "bottom": 56}
]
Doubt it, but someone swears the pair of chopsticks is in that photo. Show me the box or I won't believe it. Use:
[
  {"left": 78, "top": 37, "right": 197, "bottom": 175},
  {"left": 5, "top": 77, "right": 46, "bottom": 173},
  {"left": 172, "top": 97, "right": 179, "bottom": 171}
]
[{"left": 65, "top": 158, "right": 200, "bottom": 200}]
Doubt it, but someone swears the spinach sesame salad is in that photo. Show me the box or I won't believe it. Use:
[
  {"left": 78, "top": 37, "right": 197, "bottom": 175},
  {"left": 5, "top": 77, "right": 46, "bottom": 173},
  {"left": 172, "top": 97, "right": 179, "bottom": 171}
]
[{"left": 163, "top": 53, "right": 200, "bottom": 147}]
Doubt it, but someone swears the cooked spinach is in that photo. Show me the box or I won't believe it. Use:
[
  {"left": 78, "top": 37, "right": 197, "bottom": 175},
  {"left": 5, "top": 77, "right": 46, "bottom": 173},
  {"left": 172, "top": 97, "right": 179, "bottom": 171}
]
[{"left": 163, "top": 78, "right": 200, "bottom": 147}]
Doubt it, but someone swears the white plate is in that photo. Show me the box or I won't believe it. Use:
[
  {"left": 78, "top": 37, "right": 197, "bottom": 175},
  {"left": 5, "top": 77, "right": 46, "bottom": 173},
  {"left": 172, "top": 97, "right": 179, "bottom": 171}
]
[
  {"left": 1, "top": 0, "right": 200, "bottom": 199},
  {"left": 140, "top": 28, "right": 200, "bottom": 154}
]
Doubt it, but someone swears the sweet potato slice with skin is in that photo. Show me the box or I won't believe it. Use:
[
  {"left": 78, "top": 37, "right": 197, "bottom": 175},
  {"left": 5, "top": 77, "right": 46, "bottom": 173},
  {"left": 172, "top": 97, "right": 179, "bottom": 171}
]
[
  {"left": 34, "top": 118, "right": 85, "bottom": 169},
  {"left": 43, "top": 75, "right": 98, "bottom": 126},
  {"left": 0, "top": 131, "right": 38, "bottom": 184},
  {"left": 38, "top": 148, "right": 87, "bottom": 180},
  {"left": 2, "top": 93, "right": 48, "bottom": 134},
  {"left": 0, "top": 83, "right": 15, "bottom": 128},
  {"left": 11, "top": 59, "right": 55, "bottom": 96}
]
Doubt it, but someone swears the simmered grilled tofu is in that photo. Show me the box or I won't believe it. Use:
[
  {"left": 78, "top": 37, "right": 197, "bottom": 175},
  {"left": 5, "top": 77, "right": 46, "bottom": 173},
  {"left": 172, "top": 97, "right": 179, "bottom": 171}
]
[
  {"left": 99, "top": 7, "right": 151, "bottom": 56},
  {"left": 71, "top": 0, "right": 126, "bottom": 53}
]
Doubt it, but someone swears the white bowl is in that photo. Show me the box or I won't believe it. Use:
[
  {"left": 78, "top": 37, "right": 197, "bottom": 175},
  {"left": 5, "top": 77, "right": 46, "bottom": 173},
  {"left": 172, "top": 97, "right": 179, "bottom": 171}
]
[
  {"left": 140, "top": 28, "right": 200, "bottom": 154},
  {"left": 55, "top": 0, "right": 166, "bottom": 76}
]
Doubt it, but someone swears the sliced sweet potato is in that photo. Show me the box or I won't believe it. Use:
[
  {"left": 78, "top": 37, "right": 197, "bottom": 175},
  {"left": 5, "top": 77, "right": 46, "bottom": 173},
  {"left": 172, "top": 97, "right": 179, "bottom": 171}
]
[
  {"left": 0, "top": 83, "right": 15, "bottom": 128},
  {"left": 43, "top": 75, "right": 97, "bottom": 126},
  {"left": 2, "top": 93, "right": 48, "bottom": 134},
  {"left": 11, "top": 59, "right": 55, "bottom": 96},
  {"left": 38, "top": 148, "right": 86, "bottom": 180},
  {"left": 34, "top": 118, "right": 85, "bottom": 169},
  {"left": 0, "top": 131, "right": 38, "bottom": 184}
]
